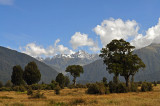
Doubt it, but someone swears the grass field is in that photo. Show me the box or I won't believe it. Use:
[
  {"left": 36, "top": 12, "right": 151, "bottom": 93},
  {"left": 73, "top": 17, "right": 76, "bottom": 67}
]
[{"left": 0, "top": 85, "right": 160, "bottom": 106}]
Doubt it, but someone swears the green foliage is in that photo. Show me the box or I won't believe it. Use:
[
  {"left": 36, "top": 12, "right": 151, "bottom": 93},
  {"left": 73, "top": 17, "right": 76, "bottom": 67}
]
[
  {"left": 12, "top": 86, "right": 26, "bottom": 92},
  {"left": 23, "top": 61, "right": 41, "bottom": 85},
  {"left": 130, "top": 83, "right": 138, "bottom": 92},
  {"left": 153, "top": 81, "right": 157, "bottom": 86},
  {"left": 141, "top": 82, "right": 153, "bottom": 92},
  {"left": 64, "top": 76, "right": 70, "bottom": 87},
  {"left": 102, "top": 77, "right": 108, "bottom": 87},
  {"left": 56, "top": 73, "right": 65, "bottom": 88},
  {"left": 29, "top": 90, "right": 46, "bottom": 99},
  {"left": 30, "top": 84, "right": 42, "bottom": 90},
  {"left": 11, "top": 65, "right": 24, "bottom": 86},
  {"left": 0, "top": 87, "right": 11, "bottom": 91},
  {"left": 108, "top": 81, "right": 128, "bottom": 93},
  {"left": 5, "top": 80, "right": 13, "bottom": 87},
  {"left": 65, "top": 65, "right": 84, "bottom": 86},
  {"left": 27, "top": 86, "right": 33, "bottom": 95},
  {"left": 99, "top": 39, "right": 145, "bottom": 87},
  {"left": 54, "top": 85, "right": 61, "bottom": 95},
  {"left": 86, "top": 82, "right": 106, "bottom": 94},
  {"left": 0, "top": 81, "right": 3, "bottom": 88}
]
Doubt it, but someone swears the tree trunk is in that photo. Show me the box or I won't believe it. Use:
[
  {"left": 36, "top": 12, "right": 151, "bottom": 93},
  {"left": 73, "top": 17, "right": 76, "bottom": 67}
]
[
  {"left": 73, "top": 77, "right": 76, "bottom": 86},
  {"left": 125, "top": 76, "right": 130, "bottom": 87}
]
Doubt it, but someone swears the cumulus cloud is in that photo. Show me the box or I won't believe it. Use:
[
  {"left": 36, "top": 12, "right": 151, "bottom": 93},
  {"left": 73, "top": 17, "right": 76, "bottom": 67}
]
[
  {"left": 0, "top": 0, "right": 14, "bottom": 5},
  {"left": 20, "top": 39, "right": 75, "bottom": 57},
  {"left": 94, "top": 18, "right": 139, "bottom": 47},
  {"left": 70, "top": 32, "right": 100, "bottom": 51},
  {"left": 131, "top": 18, "right": 160, "bottom": 49}
]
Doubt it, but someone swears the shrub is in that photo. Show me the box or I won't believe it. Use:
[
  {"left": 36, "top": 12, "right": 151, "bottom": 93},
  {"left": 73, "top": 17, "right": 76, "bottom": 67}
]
[
  {"left": 54, "top": 85, "right": 61, "bottom": 95},
  {"left": 108, "top": 81, "right": 117, "bottom": 93},
  {"left": 141, "top": 82, "right": 153, "bottom": 92},
  {"left": 30, "top": 84, "right": 42, "bottom": 90},
  {"left": 87, "top": 83, "right": 106, "bottom": 94},
  {"left": 27, "top": 86, "right": 33, "bottom": 95},
  {"left": 117, "top": 83, "right": 128, "bottom": 93},
  {"left": 12, "top": 86, "right": 26, "bottom": 92},
  {"left": 0, "top": 87, "right": 11, "bottom": 91},
  {"left": 153, "top": 81, "right": 157, "bottom": 86},
  {"left": 130, "top": 83, "right": 138, "bottom": 92},
  {"left": 108, "top": 81, "right": 128, "bottom": 93},
  {"left": 29, "top": 90, "right": 46, "bottom": 99}
]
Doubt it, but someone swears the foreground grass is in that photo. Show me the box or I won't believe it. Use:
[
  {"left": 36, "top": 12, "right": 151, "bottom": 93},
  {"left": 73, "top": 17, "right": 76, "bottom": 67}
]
[{"left": 0, "top": 85, "right": 160, "bottom": 106}]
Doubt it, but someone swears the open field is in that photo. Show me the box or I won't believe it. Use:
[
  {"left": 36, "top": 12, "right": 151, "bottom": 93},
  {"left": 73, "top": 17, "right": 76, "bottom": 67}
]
[{"left": 0, "top": 85, "right": 160, "bottom": 106}]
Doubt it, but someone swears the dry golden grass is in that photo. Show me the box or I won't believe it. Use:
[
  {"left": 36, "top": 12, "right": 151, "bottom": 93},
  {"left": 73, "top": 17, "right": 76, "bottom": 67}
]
[{"left": 0, "top": 85, "right": 160, "bottom": 106}]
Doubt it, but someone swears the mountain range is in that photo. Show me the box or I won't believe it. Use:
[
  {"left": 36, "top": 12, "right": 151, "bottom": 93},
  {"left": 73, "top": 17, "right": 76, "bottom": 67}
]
[
  {"left": 1, "top": 43, "right": 160, "bottom": 84},
  {"left": 37, "top": 50, "right": 100, "bottom": 74}
]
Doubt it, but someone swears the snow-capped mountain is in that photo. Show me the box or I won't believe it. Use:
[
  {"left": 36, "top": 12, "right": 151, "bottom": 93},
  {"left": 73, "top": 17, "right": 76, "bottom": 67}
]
[
  {"left": 36, "top": 50, "right": 100, "bottom": 74},
  {"left": 52, "top": 50, "right": 99, "bottom": 59}
]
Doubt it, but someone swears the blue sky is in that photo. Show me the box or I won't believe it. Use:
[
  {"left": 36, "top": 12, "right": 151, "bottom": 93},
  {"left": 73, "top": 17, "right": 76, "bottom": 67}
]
[{"left": 1, "top": 0, "right": 160, "bottom": 57}]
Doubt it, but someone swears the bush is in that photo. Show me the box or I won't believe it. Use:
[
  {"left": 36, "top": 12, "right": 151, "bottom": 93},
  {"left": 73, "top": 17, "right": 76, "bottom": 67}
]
[
  {"left": 87, "top": 83, "right": 106, "bottom": 94},
  {"left": 27, "top": 86, "right": 33, "bottom": 95},
  {"left": 0, "top": 87, "right": 11, "bottom": 91},
  {"left": 141, "top": 82, "right": 153, "bottom": 92},
  {"left": 153, "top": 81, "right": 157, "bottom": 86},
  {"left": 130, "top": 83, "right": 138, "bottom": 92},
  {"left": 29, "top": 90, "right": 46, "bottom": 99},
  {"left": 54, "top": 85, "right": 61, "bottom": 95},
  {"left": 30, "top": 84, "right": 42, "bottom": 90},
  {"left": 12, "top": 86, "right": 26, "bottom": 92},
  {"left": 108, "top": 81, "right": 128, "bottom": 93}
]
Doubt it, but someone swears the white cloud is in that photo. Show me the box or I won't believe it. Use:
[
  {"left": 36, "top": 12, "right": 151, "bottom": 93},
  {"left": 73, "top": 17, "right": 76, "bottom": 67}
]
[
  {"left": 131, "top": 18, "right": 160, "bottom": 49},
  {"left": 0, "top": 0, "right": 14, "bottom": 5},
  {"left": 20, "top": 39, "right": 75, "bottom": 57},
  {"left": 70, "top": 32, "right": 100, "bottom": 51},
  {"left": 94, "top": 18, "right": 139, "bottom": 47}
]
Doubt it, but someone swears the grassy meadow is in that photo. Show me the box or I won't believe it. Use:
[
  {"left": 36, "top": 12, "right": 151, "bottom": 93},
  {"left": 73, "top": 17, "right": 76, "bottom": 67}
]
[{"left": 0, "top": 85, "right": 159, "bottom": 106}]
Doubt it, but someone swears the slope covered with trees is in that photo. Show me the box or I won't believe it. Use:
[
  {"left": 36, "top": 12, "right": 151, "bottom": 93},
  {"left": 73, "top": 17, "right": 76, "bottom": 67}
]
[{"left": 0, "top": 46, "right": 58, "bottom": 83}]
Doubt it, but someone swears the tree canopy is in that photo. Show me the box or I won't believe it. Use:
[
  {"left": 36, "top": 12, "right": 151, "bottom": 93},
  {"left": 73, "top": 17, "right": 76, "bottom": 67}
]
[
  {"left": 11, "top": 65, "right": 24, "bottom": 86},
  {"left": 55, "top": 73, "right": 65, "bottom": 88},
  {"left": 65, "top": 65, "right": 83, "bottom": 86},
  {"left": 100, "top": 39, "right": 145, "bottom": 87},
  {"left": 23, "top": 61, "right": 41, "bottom": 85}
]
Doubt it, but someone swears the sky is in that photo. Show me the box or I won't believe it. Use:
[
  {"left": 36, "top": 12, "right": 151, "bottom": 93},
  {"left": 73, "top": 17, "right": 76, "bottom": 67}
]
[{"left": 1, "top": 0, "right": 160, "bottom": 57}]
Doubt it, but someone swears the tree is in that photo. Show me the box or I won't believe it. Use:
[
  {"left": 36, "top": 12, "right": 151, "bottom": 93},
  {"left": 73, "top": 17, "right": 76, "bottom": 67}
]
[
  {"left": 23, "top": 61, "right": 41, "bottom": 85},
  {"left": 99, "top": 39, "right": 127, "bottom": 84},
  {"left": 55, "top": 73, "right": 65, "bottom": 88},
  {"left": 100, "top": 39, "right": 145, "bottom": 87},
  {"left": 64, "top": 76, "right": 70, "bottom": 87},
  {"left": 65, "top": 65, "right": 83, "bottom": 86},
  {"left": 11, "top": 65, "right": 24, "bottom": 86}
]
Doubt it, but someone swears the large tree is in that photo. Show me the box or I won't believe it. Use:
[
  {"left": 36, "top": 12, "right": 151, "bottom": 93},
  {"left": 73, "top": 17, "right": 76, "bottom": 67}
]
[
  {"left": 65, "top": 65, "right": 83, "bottom": 86},
  {"left": 55, "top": 73, "right": 65, "bottom": 88},
  {"left": 23, "top": 61, "right": 41, "bottom": 85},
  {"left": 11, "top": 65, "right": 24, "bottom": 86},
  {"left": 100, "top": 39, "right": 145, "bottom": 87}
]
